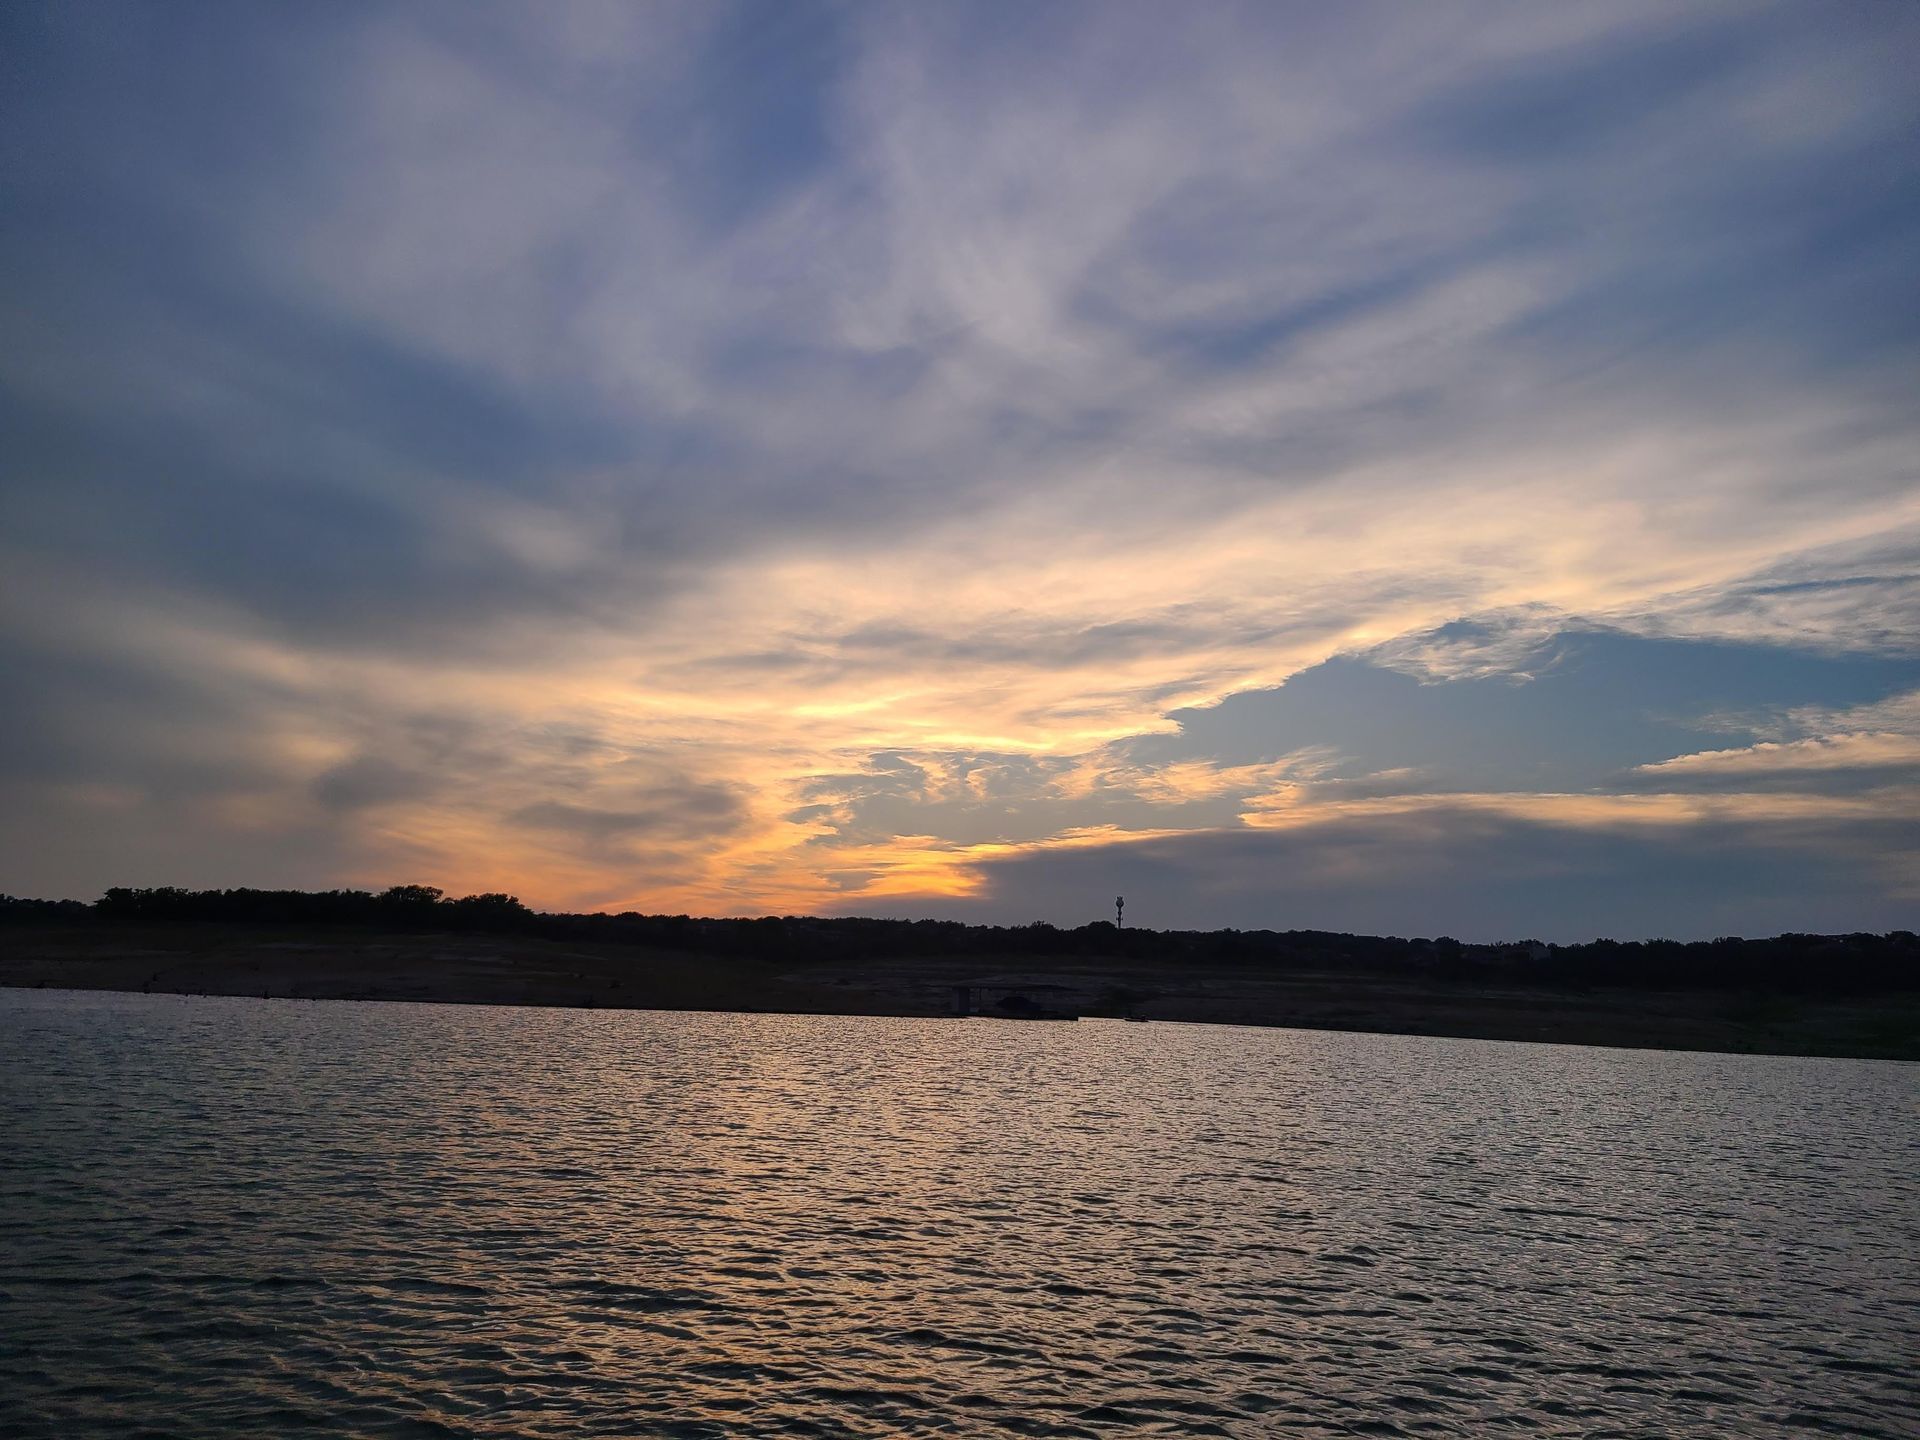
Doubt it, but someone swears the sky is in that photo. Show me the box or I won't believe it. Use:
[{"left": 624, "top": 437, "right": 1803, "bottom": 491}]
[{"left": 2, "top": 1, "right": 1917, "bottom": 941}]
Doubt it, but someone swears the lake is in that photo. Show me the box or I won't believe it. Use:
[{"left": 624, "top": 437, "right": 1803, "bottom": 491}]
[{"left": 2, "top": 989, "right": 1914, "bottom": 1437}]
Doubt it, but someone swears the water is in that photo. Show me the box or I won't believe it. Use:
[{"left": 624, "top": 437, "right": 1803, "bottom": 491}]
[{"left": 2, "top": 990, "right": 1914, "bottom": 1438}]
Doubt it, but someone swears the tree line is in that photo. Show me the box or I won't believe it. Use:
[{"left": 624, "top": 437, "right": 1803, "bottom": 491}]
[{"left": 1, "top": 885, "right": 1913, "bottom": 993}]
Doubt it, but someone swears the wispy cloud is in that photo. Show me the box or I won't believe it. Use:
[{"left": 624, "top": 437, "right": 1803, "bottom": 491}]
[{"left": 1637, "top": 732, "right": 1920, "bottom": 777}]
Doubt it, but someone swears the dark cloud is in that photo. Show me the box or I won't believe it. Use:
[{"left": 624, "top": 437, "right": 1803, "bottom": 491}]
[
  {"left": 1618, "top": 768, "right": 1920, "bottom": 798},
  {"left": 947, "top": 804, "right": 1920, "bottom": 944},
  {"left": 0, "top": 632, "right": 297, "bottom": 797},
  {"left": 511, "top": 786, "right": 747, "bottom": 848},
  {"left": 312, "top": 756, "right": 434, "bottom": 813}
]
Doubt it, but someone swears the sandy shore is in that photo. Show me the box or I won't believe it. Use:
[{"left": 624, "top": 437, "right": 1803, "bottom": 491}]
[{"left": 3, "top": 924, "right": 1914, "bottom": 1060}]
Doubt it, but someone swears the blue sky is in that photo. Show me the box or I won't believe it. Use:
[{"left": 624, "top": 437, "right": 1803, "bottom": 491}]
[{"left": 2, "top": 1, "right": 1916, "bottom": 938}]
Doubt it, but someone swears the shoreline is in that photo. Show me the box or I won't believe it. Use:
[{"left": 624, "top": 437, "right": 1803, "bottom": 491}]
[
  {"left": 4, "top": 925, "right": 1914, "bottom": 1061},
  {"left": 11, "top": 982, "right": 1920, "bottom": 1066}
]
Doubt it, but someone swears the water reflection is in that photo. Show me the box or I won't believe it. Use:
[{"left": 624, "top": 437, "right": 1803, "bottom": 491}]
[{"left": 2, "top": 992, "right": 1915, "bottom": 1437}]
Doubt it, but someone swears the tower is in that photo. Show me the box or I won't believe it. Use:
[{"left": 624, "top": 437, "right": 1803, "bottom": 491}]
[{"left": 1115, "top": 895, "right": 1124, "bottom": 929}]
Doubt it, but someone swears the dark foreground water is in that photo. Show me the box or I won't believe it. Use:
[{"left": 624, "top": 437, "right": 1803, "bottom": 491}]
[{"left": 2, "top": 990, "right": 1915, "bottom": 1438}]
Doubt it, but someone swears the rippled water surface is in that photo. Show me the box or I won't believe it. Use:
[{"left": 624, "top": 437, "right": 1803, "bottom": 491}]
[{"left": 3, "top": 990, "right": 1916, "bottom": 1437}]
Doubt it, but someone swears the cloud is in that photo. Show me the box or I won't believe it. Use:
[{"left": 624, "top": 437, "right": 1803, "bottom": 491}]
[
  {"left": 312, "top": 756, "right": 434, "bottom": 813},
  {"left": 1638, "top": 733, "right": 1920, "bottom": 777},
  {"left": 1622, "top": 683, "right": 1920, "bottom": 794},
  {"left": 3, "top": 2, "right": 1918, "bottom": 932},
  {"left": 511, "top": 787, "right": 747, "bottom": 849},
  {"left": 787, "top": 625, "right": 1920, "bottom": 931},
  {"left": 1120, "top": 623, "right": 1919, "bottom": 794},
  {"left": 944, "top": 798, "right": 1920, "bottom": 943}
]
